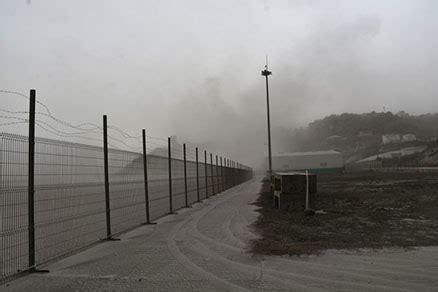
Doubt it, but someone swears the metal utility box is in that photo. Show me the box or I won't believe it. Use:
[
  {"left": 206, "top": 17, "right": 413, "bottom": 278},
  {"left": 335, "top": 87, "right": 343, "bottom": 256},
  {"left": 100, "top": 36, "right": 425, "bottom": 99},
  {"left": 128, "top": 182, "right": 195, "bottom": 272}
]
[{"left": 272, "top": 172, "right": 317, "bottom": 211}]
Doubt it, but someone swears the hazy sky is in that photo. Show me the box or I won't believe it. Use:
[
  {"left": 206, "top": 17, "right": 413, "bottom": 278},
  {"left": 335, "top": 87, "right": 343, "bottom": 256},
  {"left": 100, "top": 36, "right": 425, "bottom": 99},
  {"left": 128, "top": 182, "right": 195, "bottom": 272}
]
[{"left": 1, "top": 0, "right": 438, "bottom": 165}]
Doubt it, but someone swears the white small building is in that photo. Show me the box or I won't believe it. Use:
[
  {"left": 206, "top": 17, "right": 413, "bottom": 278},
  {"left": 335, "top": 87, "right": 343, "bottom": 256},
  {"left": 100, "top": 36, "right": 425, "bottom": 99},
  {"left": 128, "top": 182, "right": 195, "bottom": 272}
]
[
  {"left": 382, "top": 134, "right": 401, "bottom": 145},
  {"left": 402, "top": 134, "right": 416, "bottom": 142},
  {"left": 272, "top": 150, "right": 344, "bottom": 174}
]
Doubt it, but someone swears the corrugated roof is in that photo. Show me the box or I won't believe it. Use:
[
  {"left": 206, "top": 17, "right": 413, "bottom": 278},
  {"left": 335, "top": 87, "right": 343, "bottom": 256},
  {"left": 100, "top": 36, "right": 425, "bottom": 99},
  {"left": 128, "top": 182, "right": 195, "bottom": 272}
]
[{"left": 274, "top": 150, "right": 341, "bottom": 157}]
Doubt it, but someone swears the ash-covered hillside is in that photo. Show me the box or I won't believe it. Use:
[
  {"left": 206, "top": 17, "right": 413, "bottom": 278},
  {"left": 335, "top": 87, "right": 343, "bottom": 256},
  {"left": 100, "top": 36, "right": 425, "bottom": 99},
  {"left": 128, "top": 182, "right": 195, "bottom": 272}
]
[{"left": 275, "top": 111, "right": 438, "bottom": 164}]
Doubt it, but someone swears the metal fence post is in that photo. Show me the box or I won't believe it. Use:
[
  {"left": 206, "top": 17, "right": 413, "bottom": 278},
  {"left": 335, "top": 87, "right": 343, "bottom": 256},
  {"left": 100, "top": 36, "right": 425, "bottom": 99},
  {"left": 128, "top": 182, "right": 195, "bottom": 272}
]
[
  {"left": 204, "top": 150, "right": 208, "bottom": 198},
  {"left": 230, "top": 160, "right": 232, "bottom": 187},
  {"left": 220, "top": 156, "right": 223, "bottom": 192},
  {"left": 142, "top": 130, "right": 155, "bottom": 224},
  {"left": 103, "top": 115, "right": 111, "bottom": 238},
  {"left": 231, "top": 161, "right": 236, "bottom": 187},
  {"left": 196, "top": 147, "right": 200, "bottom": 202},
  {"left": 28, "top": 89, "right": 36, "bottom": 271},
  {"left": 237, "top": 162, "right": 240, "bottom": 183},
  {"left": 103, "top": 115, "right": 118, "bottom": 241},
  {"left": 210, "top": 153, "right": 214, "bottom": 195},
  {"left": 225, "top": 158, "right": 228, "bottom": 189},
  {"left": 183, "top": 143, "right": 189, "bottom": 207},
  {"left": 233, "top": 161, "right": 235, "bottom": 186},
  {"left": 168, "top": 137, "right": 174, "bottom": 213},
  {"left": 227, "top": 159, "right": 230, "bottom": 189},
  {"left": 232, "top": 161, "right": 236, "bottom": 187},
  {"left": 27, "top": 90, "right": 50, "bottom": 273},
  {"left": 236, "top": 162, "right": 239, "bottom": 184},
  {"left": 215, "top": 155, "right": 219, "bottom": 193}
]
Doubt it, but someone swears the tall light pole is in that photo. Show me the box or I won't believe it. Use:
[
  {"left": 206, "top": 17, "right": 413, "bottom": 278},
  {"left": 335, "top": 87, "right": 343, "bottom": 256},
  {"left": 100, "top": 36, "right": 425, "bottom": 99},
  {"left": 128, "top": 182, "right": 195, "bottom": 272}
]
[{"left": 261, "top": 64, "right": 272, "bottom": 178}]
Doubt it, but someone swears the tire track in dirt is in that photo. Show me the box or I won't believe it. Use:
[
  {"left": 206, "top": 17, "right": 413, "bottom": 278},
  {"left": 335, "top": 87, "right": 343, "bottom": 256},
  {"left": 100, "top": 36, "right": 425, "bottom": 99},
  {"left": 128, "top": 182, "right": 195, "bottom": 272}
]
[{"left": 167, "top": 178, "right": 438, "bottom": 291}]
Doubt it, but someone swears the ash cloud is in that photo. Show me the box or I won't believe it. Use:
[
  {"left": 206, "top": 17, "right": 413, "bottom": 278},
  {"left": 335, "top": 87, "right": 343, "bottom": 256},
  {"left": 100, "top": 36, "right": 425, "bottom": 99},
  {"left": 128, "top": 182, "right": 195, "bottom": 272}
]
[
  {"left": 168, "top": 14, "right": 385, "bottom": 167},
  {"left": 1, "top": 1, "right": 438, "bottom": 169}
]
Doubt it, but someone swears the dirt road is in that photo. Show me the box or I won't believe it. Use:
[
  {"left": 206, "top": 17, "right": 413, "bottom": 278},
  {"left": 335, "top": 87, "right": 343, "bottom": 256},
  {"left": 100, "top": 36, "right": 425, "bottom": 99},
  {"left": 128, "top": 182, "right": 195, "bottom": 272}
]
[{"left": 3, "top": 178, "right": 438, "bottom": 291}]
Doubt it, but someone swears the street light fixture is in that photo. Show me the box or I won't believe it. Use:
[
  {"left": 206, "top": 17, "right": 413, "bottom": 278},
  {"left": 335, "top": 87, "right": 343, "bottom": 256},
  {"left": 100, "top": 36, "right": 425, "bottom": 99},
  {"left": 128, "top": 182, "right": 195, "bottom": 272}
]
[{"left": 261, "top": 63, "right": 272, "bottom": 179}]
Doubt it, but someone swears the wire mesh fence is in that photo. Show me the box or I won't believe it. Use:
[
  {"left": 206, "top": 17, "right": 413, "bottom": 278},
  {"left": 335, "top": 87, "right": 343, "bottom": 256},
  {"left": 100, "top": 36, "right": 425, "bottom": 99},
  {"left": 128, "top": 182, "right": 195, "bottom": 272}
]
[
  {"left": 186, "top": 160, "right": 199, "bottom": 204},
  {"left": 0, "top": 133, "right": 29, "bottom": 282},
  {"left": 108, "top": 149, "right": 145, "bottom": 235},
  {"left": 0, "top": 132, "right": 253, "bottom": 283},
  {"left": 147, "top": 155, "right": 170, "bottom": 220},
  {"left": 34, "top": 136, "right": 106, "bottom": 266}
]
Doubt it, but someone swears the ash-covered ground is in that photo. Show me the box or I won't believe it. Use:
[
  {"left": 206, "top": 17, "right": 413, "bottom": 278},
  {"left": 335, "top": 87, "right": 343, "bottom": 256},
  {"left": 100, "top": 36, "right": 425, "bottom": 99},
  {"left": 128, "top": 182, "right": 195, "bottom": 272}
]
[{"left": 251, "top": 171, "right": 438, "bottom": 255}]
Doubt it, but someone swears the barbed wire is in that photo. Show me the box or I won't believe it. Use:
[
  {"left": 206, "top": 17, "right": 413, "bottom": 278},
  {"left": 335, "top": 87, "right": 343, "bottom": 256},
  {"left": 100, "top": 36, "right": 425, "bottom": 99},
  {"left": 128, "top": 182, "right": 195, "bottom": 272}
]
[
  {"left": 37, "top": 119, "right": 101, "bottom": 136},
  {"left": 0, "top": 89, "right": 30, "bottom": 100},
  {"left": 0, "top": 113, "right": 146, "bottom": 152},
  {"left": 33, "top": 122, "right": 125, "bottom": 150},
  {"left": 146, "top": 135, "right": 168, "bottom": 142},
  {"left": 0, "top": 114, "right": 106, "bottom": 146},
  {"left": 0, "top": 90, "right": 102, "bottom": 132},
  {"left": 108, "top": 125, "right": 141, "bottom": 142},
  {"left": 0, "top": 114, "right": 241, "bottom": 164},
  {"left": 106, "top": 135, "right": 142, "bottom": 152},
  {"left": 0, "top": 108, "right": 101, "bottom": 137},
  {"left": 0, "top": 115, "right": 27, "bottom": 122},
  {"left": 0, "top": 108, "right": 28, "bottom": 115},
  {"left": 1, "top": 90, "right": 169, "bottom": 142},
  {"left": 37, "top": 111, "right": 102, "bottom": 131},
  {"left": 0, "top": 114, "right": 101, "bottom": 136},
  {"left": 0, "top": 121, "right": 27, "bottom": 127},
  {"left": 146, "top": 140, "right": 167, "bottom": 148},
  {"left": 0, "top": 90, "right": 209, "bottom": 156},
  {"left": 0, "top": 119, "right": 152, "bottom": 153},
  {"left": 0, "top": 89, "right": 52, "bottom": 116},
  {"left": 37, "top": 121, "right": 140, "bottom": 152}
]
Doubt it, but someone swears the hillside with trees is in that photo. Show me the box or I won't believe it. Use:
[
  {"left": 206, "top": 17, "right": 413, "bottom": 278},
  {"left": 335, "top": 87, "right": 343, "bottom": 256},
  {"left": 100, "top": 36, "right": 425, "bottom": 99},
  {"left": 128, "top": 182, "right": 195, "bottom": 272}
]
[{"left": 276, "top": 112, "right": 438, "bottom": 164}]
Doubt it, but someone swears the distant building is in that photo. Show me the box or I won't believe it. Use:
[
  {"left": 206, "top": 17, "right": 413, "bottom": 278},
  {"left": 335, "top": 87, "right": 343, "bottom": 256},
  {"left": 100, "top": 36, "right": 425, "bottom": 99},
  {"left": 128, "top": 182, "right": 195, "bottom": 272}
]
[
  {"left": 272, "top": 150, "right": 344, "bottom": 174},
  {"left": 382, "top": 134, "right": 401, "bottom": 144},
  {"left": 402, "top": 134, "right": 416, "bottom": 142},
  {"left": 382, "top": 133, "right": 417, "bottom": 144},
  {"left": 417, "top": 136, "right": 438, "bottom": 142}
]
